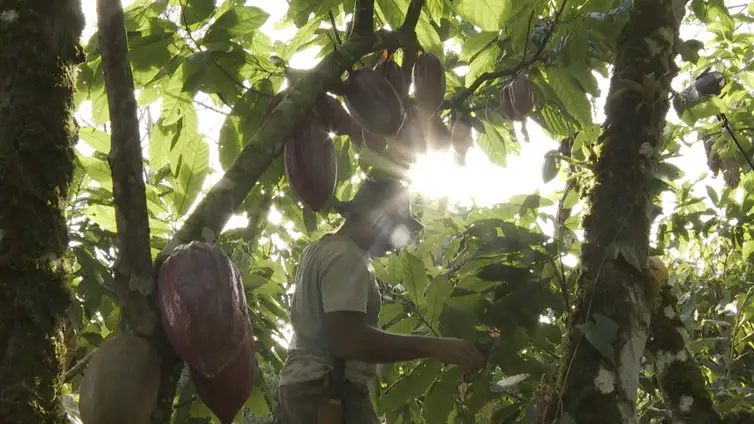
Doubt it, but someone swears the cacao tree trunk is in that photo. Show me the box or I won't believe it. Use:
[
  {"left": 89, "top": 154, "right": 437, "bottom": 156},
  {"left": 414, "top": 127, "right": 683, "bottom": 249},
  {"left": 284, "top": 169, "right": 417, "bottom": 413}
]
[
  {"left": 540, "top": 1, "right": 686, "bottom": 422},
  {"left": 0, "top": 1, "right": 85, "bottom": 422}
]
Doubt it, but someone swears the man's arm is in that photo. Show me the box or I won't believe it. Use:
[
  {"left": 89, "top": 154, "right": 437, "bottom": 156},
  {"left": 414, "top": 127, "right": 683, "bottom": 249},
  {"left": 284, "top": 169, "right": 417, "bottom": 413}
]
[{"left": 325, "top": 311, "right": 440, "bottom": 363}]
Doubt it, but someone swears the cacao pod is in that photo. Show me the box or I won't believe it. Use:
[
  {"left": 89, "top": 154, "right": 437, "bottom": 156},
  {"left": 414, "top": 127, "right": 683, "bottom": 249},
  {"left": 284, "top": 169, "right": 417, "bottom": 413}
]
[
  {"left": 315, "top": 94, "right": 362, "bottom": 140},
  {"left": 79, "top": 333, "right": 161, "bottom": 424},
  {"left": 541, "top": 150, "right": 560, "bottom": 183},
  {"left": 395, "top": 105, "right": 428, "bottom": 156},
  {"left": 412, "top": 53, "right": 446, "bottom": 113},
  {"left": 192, "top": 327, "right": 256, "bottom": 424},
  {"left": 362, "top": 128, "right": 388, "bottom": 153},
  {"left": 342, "top": 68, "right": 405, "bottom": 137},
  {"left": 427, "top": 114, "right": 452, "bottom": 151},
  {"left": 450, "top": 117, "right": 473, "bottom": 158},
  {"left": 500, "top": 75, "right": 536, "bottom": 121},
  {"left": 157, "top": 241, "right": 252, "bottom": 378},
  {"left": 375, "top": 59, "right": 408, "bottom": 101},
  {"left": 284, "top": 118, "right": 338, "bottom": 211}
]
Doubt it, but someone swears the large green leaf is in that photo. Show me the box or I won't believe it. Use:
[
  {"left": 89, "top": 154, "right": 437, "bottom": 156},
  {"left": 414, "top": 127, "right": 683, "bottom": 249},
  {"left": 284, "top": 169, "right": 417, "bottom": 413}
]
[
  {"left": 169, "top": 134, "right": 210, "bottom": 218},
  {"left": 542, "top": 67, "right": 593, "bottom": 126},
  {"left": 401, "top": 250, "right": 428, "bottom": 306},
  {"left": 452, "top": 0, "right": 512, "bottom": 32},
  {"left": 422, "top": 367, "right": 464, "bottom": 423}
]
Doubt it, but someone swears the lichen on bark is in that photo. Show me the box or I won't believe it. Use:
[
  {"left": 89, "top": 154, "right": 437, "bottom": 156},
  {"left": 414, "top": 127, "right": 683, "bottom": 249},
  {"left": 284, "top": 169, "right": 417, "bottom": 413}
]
[
  {"left": 540, "top": 1, "right": 686, "bottom": 422},
  {"left": 0, "top": 0, "right": 85, "bottom": 422}
]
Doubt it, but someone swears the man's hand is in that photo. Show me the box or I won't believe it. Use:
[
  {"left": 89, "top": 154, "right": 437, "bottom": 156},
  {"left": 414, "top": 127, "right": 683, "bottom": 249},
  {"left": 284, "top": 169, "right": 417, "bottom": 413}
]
[{"left": 426, "top": 338, "right": 486, "bottom": 377}]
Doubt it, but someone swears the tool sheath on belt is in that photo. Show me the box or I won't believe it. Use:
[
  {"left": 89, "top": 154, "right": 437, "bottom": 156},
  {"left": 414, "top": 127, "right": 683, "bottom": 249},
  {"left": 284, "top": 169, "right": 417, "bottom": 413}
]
[{"left": 317, "top": 356, "right": 346, "bottom": 424}]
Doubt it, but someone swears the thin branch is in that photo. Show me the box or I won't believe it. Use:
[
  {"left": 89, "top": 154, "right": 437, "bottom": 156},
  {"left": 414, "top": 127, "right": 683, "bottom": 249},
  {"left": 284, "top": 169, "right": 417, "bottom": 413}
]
[
  {"left": 399, "top": 0, "right": 425, "bottom": 33},
  {"left": 96, "top": 0, "right": 157, "bottom": 333},
  {"left": 441, "top": 0, "right": 569, "bottom": 110},
  {"left": 351, "top": 0, "right": 374, "bottom": 37},
  {"left": 63, "top": 350, "right": 95, "bottom": 383},
  {"left": 328, "top": 11, "right": 342, "bottom": 47}
]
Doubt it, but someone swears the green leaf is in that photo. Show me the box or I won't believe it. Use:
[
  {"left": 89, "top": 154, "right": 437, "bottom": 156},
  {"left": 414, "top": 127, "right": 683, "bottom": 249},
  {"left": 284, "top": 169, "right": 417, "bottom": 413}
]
[
  {"left": 460, "top": 31, "right": 498, "bottom": 63},
  {"left": 425, "top": 274, "right": 453, "bottom": 329},
  {"left": 416, "top": 13, "right": 444, "bottom": 59},
  {"left": 476, "top": 121, "right": 507, "bottom": 167},
  {"left": 287, "top": 0, "right": 342, "bottom": 26},
  {"left": 575, "top": 313, "right": 619, "bottom": 366},
  {"left": 465, "top": 44, "right": 501, "bottom": 87},
  {"left": 149, "top": 119, "right": 177, "bottom": 172},
  {"left": 245, "top": 384, "right": 270, "bottom": 416},
  {"left": 379, "top": 361, "right": 442, "bottom": 412},
  {"left": 422, "top": 367, "right": 463, "bottom": 423},
  {"left": 79, "top": 127, "right": 111, "bottom": 154},
  {"left": 77, "top": 155, "right": 112, "bottom": 192},
  {"left": 203, "top": 5, "right": 270, "bottom": 43},
  {"left": 128, "top": 29, "right": 180, "bottom": 86},
  {"left": 401, "top": 250, "right": 428, "bottom": 306},
  {"left": 426, "top": 0, "right": 444, "bottom": 22},
  {"left": 452, "top": 0, "right": 512, "bottom": 32},
  {"left": 543, "top": 67, "right": 593, "bottom": 126},
  {"left": 169, "top": 135, "right": 210, "bottom": 218},
  {"left": 182, "top": 0, "right": 216, "bottom": 26},
  {"left": 218, "top": 80, "right": 275, "bottom": 170}
]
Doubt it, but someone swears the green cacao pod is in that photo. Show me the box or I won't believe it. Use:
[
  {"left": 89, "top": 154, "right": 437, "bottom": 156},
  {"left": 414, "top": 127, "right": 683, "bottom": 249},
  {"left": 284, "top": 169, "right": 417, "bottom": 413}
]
[
  {"left": 427, "top": 114, "right": 452, "bottom": 151},
  {"left": 79, "top": 333, "right": 161, "bottom": 424},
  {"left": 412, "top": 53, "right": 446, "bottom": 113},
  {"left": 284, "top": 118, "right": 337, "bottom": 211},
  {"left": 191, "top": 328, "right": 255, "bottom": 424},
  {"left": 157, "top": 241, "right": 252, "bottom": 378},
  {"left": 500, "top": 75, "right": 536, "bottom": 121},
  {"left": 342, "top": 68, "right": 405, "bottom": 137},
  {"left": 375, "top": 58, "right": 408, "bottom": 101}
]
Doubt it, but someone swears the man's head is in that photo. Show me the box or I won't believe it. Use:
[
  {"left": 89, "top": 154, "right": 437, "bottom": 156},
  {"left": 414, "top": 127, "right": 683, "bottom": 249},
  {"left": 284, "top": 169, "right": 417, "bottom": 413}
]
[{"left": 333, "top": 178, "right": 424, "bottom": 256}]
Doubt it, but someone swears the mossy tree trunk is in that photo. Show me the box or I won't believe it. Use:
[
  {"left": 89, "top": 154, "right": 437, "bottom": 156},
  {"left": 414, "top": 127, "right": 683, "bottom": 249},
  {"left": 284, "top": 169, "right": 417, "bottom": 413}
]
[
  {"left": 540, "top": 1, "right": 687, "bottom": 422},
  {"left": 0, "top": 0, "right": 85, "bottom": 422}
]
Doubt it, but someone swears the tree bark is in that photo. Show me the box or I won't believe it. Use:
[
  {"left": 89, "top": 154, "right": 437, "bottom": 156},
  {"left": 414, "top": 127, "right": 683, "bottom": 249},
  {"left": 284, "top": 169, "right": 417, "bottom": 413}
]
[
  {"left": 0, "top": 0, "right": 85, "bottom": 422},
  {"left": 646, "top": 286, "right": 722, "bottom": 424},
  {"left": 540, "top": 1, "right": 686, "bottom": 422}
]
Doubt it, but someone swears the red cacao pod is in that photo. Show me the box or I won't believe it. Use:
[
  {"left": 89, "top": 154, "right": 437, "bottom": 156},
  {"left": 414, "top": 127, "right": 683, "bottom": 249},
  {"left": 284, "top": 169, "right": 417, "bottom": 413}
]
[
  {"left": 284, "top": 119, "right": 337, "bottom": 211},
  {"left": 79, "top": 333, "right": 161, "bottom": 424},
  {"left": 451, "top": 117, "right": 473, "bottom": 158},
  {"left": 412, "top": 53, "right": 446, "bottom": 113},
  {"left": 342, "top": 68, "right": 406, "bottom": 137},
  {"left": 427, "top": 114, "right": 452, "bottom": 151},
  {"left": 395, "top": 105, "right": 428, "bottom": 156},
  {"left": 375, "top": 59, "right": 408, "bottom": 101},
  {"left": 157, "top": 241, "right": 251, "bottom": 378},
  {"left": 315, "top": 94, "right": 362, "bottom": 140},
  {"left": 500, "top": 75, "right": 536, "bottom": 121},
  {"left": 191, "top": 328, "right": 256, "bottom": 424}
]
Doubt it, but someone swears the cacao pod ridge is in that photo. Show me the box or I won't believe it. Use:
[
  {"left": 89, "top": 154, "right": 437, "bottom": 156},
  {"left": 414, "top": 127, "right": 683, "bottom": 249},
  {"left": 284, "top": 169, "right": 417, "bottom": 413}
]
[{"left": 284, "top": 118, "right": 338, "bottom": 211}]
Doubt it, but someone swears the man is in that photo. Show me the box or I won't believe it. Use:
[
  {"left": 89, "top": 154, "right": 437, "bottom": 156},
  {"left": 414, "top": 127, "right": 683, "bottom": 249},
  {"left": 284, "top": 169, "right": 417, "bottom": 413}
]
[{"left": 277, "top": 178, "right": 485, "bottom": 424}]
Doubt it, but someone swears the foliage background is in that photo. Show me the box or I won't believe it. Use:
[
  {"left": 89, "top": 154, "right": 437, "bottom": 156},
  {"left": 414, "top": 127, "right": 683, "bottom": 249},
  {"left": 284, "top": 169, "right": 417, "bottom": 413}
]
[{"left": 59, "top": 0, "right": 754, "bottom": 423}]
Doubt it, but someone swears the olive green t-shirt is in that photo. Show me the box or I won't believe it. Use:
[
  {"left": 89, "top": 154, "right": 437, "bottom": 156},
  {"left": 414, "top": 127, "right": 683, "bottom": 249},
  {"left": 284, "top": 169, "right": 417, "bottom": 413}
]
[{"left": 278, "top": 233, "right": 382, "bottom": 386}]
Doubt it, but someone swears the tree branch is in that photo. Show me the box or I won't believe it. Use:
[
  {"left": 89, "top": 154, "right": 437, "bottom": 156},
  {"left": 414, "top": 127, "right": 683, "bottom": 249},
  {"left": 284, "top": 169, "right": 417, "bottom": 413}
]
[
  {"left": 96, "top": 0, "right": 156, "bottom": 335},
  {"left": 399, "top": 0, "right": 425, "bottom": 33},
  {"left": 163, "top": 30, "right": 412, "bottom": 254},
  {"left": 441, "top": 0, "right": 569, "bottom": 110},
  {"left": 646, "top": 286, "right": 723, "bottom": 424},
  {"left": 351, "top": 0, "right": 374, "bottom": 37}
]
